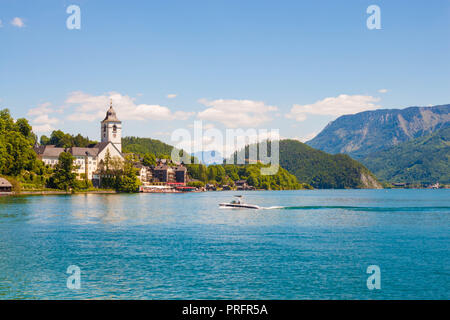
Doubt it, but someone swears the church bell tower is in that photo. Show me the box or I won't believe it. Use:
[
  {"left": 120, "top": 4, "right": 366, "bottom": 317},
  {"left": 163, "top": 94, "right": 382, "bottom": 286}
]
[{"left": 101, "top": 99, "right": 122, "bottom": 152}]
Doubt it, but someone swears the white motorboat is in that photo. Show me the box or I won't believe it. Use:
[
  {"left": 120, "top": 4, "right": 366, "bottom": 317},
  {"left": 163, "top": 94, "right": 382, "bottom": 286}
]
[{"left": 219, "top": 195, "right": 260, "bottom": 209}]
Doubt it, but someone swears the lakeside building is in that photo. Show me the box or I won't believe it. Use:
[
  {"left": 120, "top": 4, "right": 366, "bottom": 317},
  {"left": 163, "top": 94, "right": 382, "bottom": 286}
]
[
  {"left": 34, "top": 102, "right": 189, "bottom": 187},
  {"left": 134, "top": 163, "right": 152, "bottom": 183},
  {"left": 175, "top": 166, "right": 187, "bottom": 184},
  {"left": 0, "top": 178, "right": 13, "bottom": 193},
  {"left": 137, "top": 161, "right": 189, "bottom": 193},
  {"left": 35, "top": 102, "right": 125, "bottom": 180},
  {"left": 137, "top": 162, "right": 187, "bottom": 185}
]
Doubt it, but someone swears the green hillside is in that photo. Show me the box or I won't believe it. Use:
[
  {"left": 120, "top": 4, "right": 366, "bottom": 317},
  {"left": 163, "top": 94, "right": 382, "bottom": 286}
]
[
  {"left": 362, "top": 127, "right": 450, "bottom": 184},
  {"left": 279, "top": 140, "right": 381, "bottom": 189},
  {"left": 122, "top": 136, "right": 175, "bottom": 157},
  {"left": 230, "top": 140, "right": 381, "bottom": 189}
]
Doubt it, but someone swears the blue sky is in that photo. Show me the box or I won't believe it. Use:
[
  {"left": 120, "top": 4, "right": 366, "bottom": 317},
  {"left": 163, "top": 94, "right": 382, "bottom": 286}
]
[{"left": 1, "top": 0, "right": 449, "bottom": 151}]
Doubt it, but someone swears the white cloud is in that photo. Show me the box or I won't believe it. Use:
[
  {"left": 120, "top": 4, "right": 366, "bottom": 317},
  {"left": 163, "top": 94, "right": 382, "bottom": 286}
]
[
  {"left": 197, "top": 98, "right": 277, "bottom": 128},
  {"left": 65, "top": 91, "right": 194, "bottom": 122},
  {"left": 27, "top": 102, "right": 53, "bottom": 116},
  {"left": 188, "top": 122, "right": 216, "bottom": 130},
  {"left": 33, "top": 124, "right": 55, "bottom": 133},
  {"left": 11, "top": 17, "right": 25, "bottom": 28},
  {"left": 378, "top": 89, "right": 388, "bottom": 93},
  {"left": 33, "top": 114, "right": 60, "bottom": 125},
  {"left": 0, "top": 20, "right": 3, "bottom": 28},
  {"left": 287, "top": 94, "right": 382, "bottom": 122},
  {"left": 27, "top": 102, "right": 60, "bottom": 133},
  {"left": 167, "top": 94, "right": 177, "bottom": 99}
]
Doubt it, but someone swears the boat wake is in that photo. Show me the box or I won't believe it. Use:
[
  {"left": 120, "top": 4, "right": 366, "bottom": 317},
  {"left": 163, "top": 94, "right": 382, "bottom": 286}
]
[{"left": 259, "top": 205, "right": 450, "bottom": 212}]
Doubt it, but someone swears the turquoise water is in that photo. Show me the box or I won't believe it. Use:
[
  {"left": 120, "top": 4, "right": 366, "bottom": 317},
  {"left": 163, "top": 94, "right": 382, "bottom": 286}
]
[{"left": 0, "top": 189, "right": 449, "bottom": 299}]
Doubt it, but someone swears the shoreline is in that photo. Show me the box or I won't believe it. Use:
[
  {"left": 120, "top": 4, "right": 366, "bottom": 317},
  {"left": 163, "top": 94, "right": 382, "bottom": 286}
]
[
  {"left": 6, "top": 190, "right": 118, "bottom": 196},
  {"left": 2, "top": 188, "right": 449, "bottom": 198}
]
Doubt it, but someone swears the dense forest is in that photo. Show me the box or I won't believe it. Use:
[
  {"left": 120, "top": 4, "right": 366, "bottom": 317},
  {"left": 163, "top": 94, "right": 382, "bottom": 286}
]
[
  {"left": 279, "top": 140, "right": 381, "bottom": 188},
  {"left": 362, "top": 127, "right": 450, "bottom": 184},
  {"left": 122, "top": 136, "right": 175, "bottom": 157}
]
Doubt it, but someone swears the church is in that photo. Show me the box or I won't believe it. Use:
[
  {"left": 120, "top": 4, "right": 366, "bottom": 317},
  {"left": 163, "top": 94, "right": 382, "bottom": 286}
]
[{"left": 35, "top": 102, "right": 125, "bottom": 180}]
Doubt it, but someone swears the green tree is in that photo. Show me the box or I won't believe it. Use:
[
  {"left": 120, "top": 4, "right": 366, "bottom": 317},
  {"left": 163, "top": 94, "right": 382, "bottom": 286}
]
[
  {"left": 49, "top": 152, "right": 76, "bottom": 191},
  {"left": 16, "top": 118, "right": 33, "bottom": 139},
  {"left": 142, "top": 152, "right": 156, "bottom": 166},
  {"left": 104, "top": 149, "right": 112, "bottom": 172},
  {"left": 187, "top": 181, "right": 205, "bottom": 188},
  {"left": 115, "top": 156, "right": 140, "bottom": 192},
  {"left": 40, "top": 135, "right": 50, "bottom": 146},
  {"left": 48, "top": 130, "right": 72, "bottom": 147},
  {"left": 0, "top": 110, "right": 41, "bottom": 177}
]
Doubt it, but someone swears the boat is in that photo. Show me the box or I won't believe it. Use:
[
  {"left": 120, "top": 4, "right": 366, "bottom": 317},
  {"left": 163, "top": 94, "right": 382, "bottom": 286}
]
[{"left": 219, "top": 195, "right": 260, "bottom": 209}]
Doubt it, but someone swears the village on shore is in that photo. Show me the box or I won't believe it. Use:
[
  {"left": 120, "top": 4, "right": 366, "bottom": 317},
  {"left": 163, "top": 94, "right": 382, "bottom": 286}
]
[{"left": 0, "top": 104, "right": 258, "bottom": 196}]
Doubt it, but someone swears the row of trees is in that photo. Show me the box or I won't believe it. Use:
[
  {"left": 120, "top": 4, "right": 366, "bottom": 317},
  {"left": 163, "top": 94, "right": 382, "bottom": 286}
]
[
  {"left": 40, "top": 130, "right": 97, "bottom": 148},
  {"left": 186, "top": 163, "right": 311, "bottom": 190}
]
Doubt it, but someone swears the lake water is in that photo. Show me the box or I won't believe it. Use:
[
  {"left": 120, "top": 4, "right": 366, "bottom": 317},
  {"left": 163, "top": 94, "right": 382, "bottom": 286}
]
[{"left": 0, "top": 189, "right": 449, "bottom": 299}]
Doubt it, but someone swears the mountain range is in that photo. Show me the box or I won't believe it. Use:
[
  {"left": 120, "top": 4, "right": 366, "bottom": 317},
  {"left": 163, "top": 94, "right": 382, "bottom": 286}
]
[
  {"left": 307, "top": 104, "right": 450, "bottom": 159},
  {"left": 121, "top": 102, "right": 450, "bottom": 186},
  {"left": 306, "top": 104, "right": 450, "bottom": 185},
  {"left": 361, "top": 127, "right": 450, "bottom": 184}
]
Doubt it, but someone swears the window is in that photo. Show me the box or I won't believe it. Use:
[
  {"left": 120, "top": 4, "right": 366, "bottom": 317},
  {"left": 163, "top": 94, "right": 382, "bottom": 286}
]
[{"left": 113, "top": 124, "right": 117, "bottom": 133}]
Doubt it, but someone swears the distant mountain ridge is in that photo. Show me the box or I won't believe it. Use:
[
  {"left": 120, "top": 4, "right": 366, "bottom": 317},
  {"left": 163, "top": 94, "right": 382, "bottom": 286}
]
[
  {"left": 192, "top": 150, "right": 224, "bottom": 165},
  {"left": 361, "top": 127, "right": 450, "bottom": 184},
  {"left": 307, "top": 104, "right": 450, "bottom": 159}
]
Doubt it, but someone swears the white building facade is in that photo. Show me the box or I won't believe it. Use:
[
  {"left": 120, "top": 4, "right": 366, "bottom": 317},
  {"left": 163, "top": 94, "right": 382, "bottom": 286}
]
[{"left": 35, "top": 103, "right": 124, "bottom": 180}]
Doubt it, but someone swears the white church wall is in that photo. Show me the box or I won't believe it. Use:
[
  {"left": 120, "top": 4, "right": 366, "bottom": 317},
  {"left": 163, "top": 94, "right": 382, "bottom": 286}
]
[{"left": 97, "top": 143, "right": 123, "bottom": 162}]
